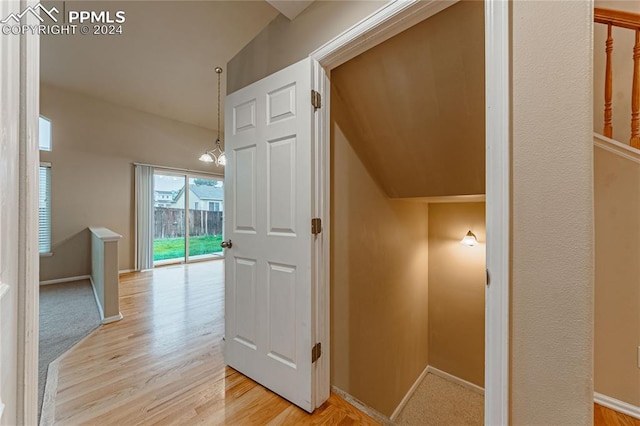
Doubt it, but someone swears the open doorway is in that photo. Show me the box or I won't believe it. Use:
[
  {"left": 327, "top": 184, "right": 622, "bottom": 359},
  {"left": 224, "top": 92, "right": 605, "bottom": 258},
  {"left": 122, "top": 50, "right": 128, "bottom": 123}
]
[{"left": 327, "top": 1, "right": 486, "bottom": 422}]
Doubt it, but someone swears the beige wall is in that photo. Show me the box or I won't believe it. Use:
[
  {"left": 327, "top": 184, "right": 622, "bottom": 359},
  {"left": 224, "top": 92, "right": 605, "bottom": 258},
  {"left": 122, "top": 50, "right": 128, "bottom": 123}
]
[
  {"left": 428, "top": 203, "right": 485, "bottom": 388},
  {"left": 511, "top": 1, "right": 594, "bottom": 423},
  {"left": 331, "top": 90, "right": 429, "bottom": 417},
  {"left": 39, "top": 84, "right": 222, "bottom": 281},
  {"left": 227, "top": 0, "right": 385, "bottom": 93},
  {"left": 593, "top": 1, "right": 640, "bottom": 143},
  {"left": 590, "top": 0, "right": 640, "bottom": 408},
  {"left": 594, "top": 145, "right": 640, "bottom": 406}
]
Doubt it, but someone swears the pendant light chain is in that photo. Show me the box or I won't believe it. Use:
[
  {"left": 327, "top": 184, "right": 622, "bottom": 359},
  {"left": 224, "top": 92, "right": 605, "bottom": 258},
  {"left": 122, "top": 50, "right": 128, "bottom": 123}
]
[
  {"left": 200, "top": 67, "right": 226, "bottom": 165},
  {"left": 216, "top": 66, "right": 222, "bottom": 145}
]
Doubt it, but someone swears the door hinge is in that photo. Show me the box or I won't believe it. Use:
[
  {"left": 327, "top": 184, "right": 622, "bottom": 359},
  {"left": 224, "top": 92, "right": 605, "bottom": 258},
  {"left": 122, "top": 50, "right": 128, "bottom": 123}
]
[
  {"left": 312, "top": 342, "right": 322, "bottom": 363},
  {"left": 311, "top": 89, "right": 321, "bottom": 109},
  {"left": 311, "top": 218, "right": 322, "bottom": 235}
]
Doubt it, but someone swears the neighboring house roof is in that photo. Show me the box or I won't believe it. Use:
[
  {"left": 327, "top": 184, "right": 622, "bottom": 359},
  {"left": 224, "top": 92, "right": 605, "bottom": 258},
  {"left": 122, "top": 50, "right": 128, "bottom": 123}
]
[
  {"left": 172, "top": 184, "right": 224, "bottom": 203},
  {"left": 189, "top": 184, "right": 224, "bottom": 201}
]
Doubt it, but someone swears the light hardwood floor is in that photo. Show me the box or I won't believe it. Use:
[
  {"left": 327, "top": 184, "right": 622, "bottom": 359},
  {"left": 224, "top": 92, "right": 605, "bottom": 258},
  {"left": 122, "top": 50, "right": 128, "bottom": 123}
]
[
  {"left": 43, "top": 261, "right": 378, "bottom": 425},
  {"left": 42, "top": 261, "right": 639, "bottom": 425},
  {"left": 595, "top": 404, "right": 640, "bottom": 426}
]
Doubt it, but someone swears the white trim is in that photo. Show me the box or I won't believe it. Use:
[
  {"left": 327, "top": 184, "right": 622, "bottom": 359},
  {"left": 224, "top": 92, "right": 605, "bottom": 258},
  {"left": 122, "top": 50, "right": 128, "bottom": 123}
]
[
  {"left": 594, "top": 133, "right": 640, "bottom": 164},
  {"left": 39, "top": 252, "right": 53, "bottom": 258},
  {"left": 87, "top": 276, "right": 123, "bottom": 324},
  {"left": 311, "top": 58, "right": 330, "bottom": 409},
  {"left": 390, "top": 364, "right": 430, "bottom": 421},
  {"left": 89, "top": 227, "right": 122, "bottom": 242},
  {"left": 312, "top": 0, "right": 459, "bottom": 70},
  {"left": 426, "top": 366, "right": 485, "bottom": 396},
  {"left": 88, "top": 277, "right": 105, "bottom": 321},
  {"left": 330, "top": 386, "right": 392, "bottom": 425},
  {"left": 594, "top": 392, "right": 640, "bottom": 420},
  {"left": 0, "top": 283, "right": 9, "bottom": 299},
  {"left": 102, "top": 312, "right": 123, "bottom": 324},
  {"left": 336, "top": 366, "right": 486, "bottom": 422},
  {"left": 119, "top": 269, "right": 134, "bottom": 275},
  {"left": 484, "top": 0, "right": 510, "bottom": 424},
  {"left": 39, "top": 275, "right": 91, "bottom": 286},
  {"left": 0, "top": 281, "right": 8, "bottom": 421},
  {"left": 18, "top": 5, "right": 40, "bottom": 421}
]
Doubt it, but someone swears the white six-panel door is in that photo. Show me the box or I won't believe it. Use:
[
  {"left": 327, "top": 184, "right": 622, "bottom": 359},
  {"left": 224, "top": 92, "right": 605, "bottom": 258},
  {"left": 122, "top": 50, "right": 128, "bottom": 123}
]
[{"left": 223, "top": 57, "right": 317, "bottom": 412}]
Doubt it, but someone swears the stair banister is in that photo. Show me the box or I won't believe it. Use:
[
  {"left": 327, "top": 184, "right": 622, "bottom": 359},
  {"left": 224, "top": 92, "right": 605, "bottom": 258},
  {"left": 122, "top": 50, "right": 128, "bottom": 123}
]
[{"left": 595, "top": 7, "right": 640, "bottom": 148}]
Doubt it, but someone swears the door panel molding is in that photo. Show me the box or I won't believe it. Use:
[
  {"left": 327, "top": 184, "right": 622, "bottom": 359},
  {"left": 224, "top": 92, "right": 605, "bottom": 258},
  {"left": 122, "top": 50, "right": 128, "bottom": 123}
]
[{"left": 224, "top": 57, "right": 314, "bottom": 412}]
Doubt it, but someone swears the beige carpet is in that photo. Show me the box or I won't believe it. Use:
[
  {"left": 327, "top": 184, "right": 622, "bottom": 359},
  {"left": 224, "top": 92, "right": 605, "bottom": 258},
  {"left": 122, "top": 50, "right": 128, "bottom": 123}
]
[
  {"left": 395, "top": 373, "right": 484, "bottom": 425},
  {"left": 39, "top": 280, "right": 101, "bottom": 418}
]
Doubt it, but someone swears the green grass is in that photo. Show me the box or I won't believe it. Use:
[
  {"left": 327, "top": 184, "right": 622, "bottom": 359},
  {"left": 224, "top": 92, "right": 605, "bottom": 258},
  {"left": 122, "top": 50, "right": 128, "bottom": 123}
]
[{"left": 153, "top": 235, "right": 223, "bottom": 261}]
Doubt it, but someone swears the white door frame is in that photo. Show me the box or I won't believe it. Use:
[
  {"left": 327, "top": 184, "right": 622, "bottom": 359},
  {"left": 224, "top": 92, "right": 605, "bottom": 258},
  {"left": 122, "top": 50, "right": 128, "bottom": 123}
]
[
  {"left": 309, "top": 0, "right": 510, "bottom": 423},
  {"left": 16, "top": 0, "right": 41, "bottom": 424}
]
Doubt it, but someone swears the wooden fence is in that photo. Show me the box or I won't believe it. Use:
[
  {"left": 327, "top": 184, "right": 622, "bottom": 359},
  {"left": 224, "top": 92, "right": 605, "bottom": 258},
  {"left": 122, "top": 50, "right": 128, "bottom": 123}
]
[{"left": 154, "top": 207, "right": 223, "bottom": 239}]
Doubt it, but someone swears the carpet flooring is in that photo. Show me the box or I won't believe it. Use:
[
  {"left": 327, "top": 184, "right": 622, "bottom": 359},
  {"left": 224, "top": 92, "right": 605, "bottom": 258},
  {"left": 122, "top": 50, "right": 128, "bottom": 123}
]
[
  {"left": 38, "top": 280, "right": 101, "bottom": 417},
  {"left": 395, "top": 373, "right": 484, "bottom": 425}
]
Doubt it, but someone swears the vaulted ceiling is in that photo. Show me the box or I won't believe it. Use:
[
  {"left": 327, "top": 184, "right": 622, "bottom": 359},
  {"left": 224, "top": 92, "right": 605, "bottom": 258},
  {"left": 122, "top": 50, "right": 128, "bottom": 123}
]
[
  {"left": 40, "top": 1, "right": 280, "bottom": 130},
  {"left": 331, "top": 0, "right": 485, "bottom": 198}
]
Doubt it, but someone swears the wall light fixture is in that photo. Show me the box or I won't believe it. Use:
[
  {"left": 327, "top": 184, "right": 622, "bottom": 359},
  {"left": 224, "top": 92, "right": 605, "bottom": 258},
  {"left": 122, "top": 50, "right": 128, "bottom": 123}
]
[{"left": 460, "top": 230, "right": 478, "bottom": 247}]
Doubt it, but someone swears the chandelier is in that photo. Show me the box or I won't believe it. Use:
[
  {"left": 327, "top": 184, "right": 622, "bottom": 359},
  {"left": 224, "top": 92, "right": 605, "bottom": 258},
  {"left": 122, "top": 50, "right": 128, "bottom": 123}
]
[{"left": 199, "top": 67, "right": 226, "bottom": 166}]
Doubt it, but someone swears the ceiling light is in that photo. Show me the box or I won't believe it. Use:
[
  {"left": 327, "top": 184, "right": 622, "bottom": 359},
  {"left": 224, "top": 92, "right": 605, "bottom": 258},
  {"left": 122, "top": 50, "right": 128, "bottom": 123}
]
[
  {"left": 460, "top": 230, "right": 478, "bottom": 247},
  {"left": 199, "top": 67, "right": 226, "bottom": 167},
  {"left": 199, "top": 152, "right": 214, "bottom": 162}
]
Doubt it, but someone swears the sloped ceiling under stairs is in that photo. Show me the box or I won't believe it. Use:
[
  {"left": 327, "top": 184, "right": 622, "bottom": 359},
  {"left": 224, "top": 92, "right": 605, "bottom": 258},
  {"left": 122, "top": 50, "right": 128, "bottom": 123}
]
[{"left": 331, "top": 0, "right": 485, "bottom": 199}]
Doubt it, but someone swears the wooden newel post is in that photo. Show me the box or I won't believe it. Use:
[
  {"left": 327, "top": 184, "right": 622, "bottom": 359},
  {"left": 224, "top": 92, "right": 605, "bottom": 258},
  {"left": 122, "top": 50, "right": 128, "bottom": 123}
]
[
  {"left": 631, "top": 29, "right": 640, "bottom": 148},
  {"left": 604, "top": 24, "right": 613, "bottom": 138}
]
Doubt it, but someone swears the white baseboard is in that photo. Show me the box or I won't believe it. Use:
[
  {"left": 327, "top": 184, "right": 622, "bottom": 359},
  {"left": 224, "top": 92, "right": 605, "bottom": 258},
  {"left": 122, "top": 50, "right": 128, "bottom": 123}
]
[
  {"left": 427, "top": 366, "right": 485, "bottom": 396},
  {"left": 595, "top": 392, "right": 640, "bottom": 420},
  {"left": 41, "top": 269, "right": 134, "bottom": 284},
  {"left": 89, "top": 277, "right": 123, "bottom": 324},
  {"left": 390, "top": 364, "right": 430, "bottom": 421},
  {"left": 333, "top": 366, "right": 485, "bottom": 423},
  {"left": 88, "top": 276, "right": 105, "bottom": 321},
  {"left": 40, "top": 275, "right": 91, "bottom": 286},
  {"left": 331, "top": 386, "right": 392, "bottom": 425},
  {"left": 102, "top": 312, "right": 123, "bottom": 324}
]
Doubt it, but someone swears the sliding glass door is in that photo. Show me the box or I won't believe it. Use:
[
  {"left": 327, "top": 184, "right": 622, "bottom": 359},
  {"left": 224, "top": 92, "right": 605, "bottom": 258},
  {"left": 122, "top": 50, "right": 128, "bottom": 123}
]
[
  {"left": 188, "top": 177, "right": 224, "bottom": 260},
  {"left": 153, "top": 171, "right": 224, "bottom": 265},
  {"left": 153, "top": 172, "right": 186, "bottom": 264}
]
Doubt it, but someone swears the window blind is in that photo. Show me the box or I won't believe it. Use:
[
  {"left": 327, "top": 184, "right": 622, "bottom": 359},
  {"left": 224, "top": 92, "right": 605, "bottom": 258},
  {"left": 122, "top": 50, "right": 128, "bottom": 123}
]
[{"left": 39, "top": 165, "right": 51, "bottom": 253}]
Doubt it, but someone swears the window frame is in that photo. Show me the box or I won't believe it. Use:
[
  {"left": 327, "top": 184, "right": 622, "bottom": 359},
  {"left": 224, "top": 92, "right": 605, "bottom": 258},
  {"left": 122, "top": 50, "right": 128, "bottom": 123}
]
[
  {"left": 38, "top": 162, "right": 52, "bottom": 256},
  {"left": 38, "top": 115, "right": 52, "bottom": 151}
]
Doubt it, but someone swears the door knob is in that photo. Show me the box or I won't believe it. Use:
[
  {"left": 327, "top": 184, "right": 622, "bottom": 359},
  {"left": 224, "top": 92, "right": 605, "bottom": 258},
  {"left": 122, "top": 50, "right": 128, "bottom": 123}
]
[{"left": 221, "top": 240, "right": 232, "bottom": 249}]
